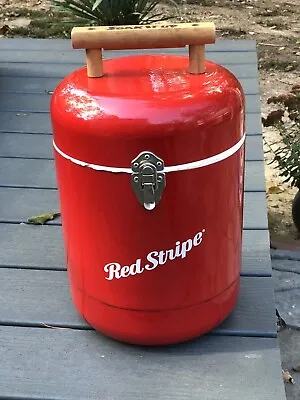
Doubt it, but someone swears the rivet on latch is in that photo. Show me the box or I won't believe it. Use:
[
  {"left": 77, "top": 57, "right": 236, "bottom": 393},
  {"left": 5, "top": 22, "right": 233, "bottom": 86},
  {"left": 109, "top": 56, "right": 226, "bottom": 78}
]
[{"left": 131, "top": 151, "right": 166, "bottom": 211}]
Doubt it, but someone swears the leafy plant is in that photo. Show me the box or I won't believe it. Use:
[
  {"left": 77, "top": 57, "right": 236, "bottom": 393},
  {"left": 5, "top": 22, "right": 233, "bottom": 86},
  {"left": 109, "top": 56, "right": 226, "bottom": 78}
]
[
  {"left": 262, "top": 85, "right": 300, "bottom": 188},
  {"left": 53, "top": 0, "right": 178, "bottom": 26}
]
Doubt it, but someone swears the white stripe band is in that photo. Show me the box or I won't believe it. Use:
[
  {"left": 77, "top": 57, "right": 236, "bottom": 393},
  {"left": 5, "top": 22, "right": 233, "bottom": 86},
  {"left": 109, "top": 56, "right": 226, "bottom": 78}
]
[{"left": 53, "top": 133, "right": 245, "bottom": 174}]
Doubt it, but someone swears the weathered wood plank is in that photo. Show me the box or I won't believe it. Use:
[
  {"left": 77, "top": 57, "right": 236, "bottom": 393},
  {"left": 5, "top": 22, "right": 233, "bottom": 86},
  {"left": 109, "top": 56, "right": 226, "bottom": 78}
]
[
  {"left": 0, "top": 188, "right": 268, "bottom": 230},
  {"left": 0, "top": 133, "right": 264, "bottom": 161},
  {"left": 0, "top": 76, "right": 260, "bottom": 95},
  {"left": 0, "top": 224, "right": 271, "bottom": 276},
  {"left": 215, "top": 277, "right": 276, "bottom": 336},
  {"left": 243, "top": 192, "right": 268, "bottom": 229},
  {"left": 0, "top": 187, "right": 60, "bottom": 224},
  {"left": 0, "top": 158, "right": 57, "bottom": 189},
  {"left": 0, "top": 92, "right": 260, "bottom": 113},
  {"left": 0, "top": 38, "right": 257, "bottom": 51},
  {"left": 0, "top": 62, "right": 258, "bottom": 78},
  {"left": 0, "top": 133, "right": 54, "bottom": 159},
  {"left": 0, "top": 158, "right": 266, "bottom": 191},
  {"left": 0, "top": 268, "right": 276, "bottom": 336},
  {"left": 0, "top": 111, "right": 263, "bottom": 135},
  {"left": 0, "top": 112, "right": 53, "bottom": 134},
  {"left": 247, "top": 135, "right": 264, "bottom": 159},
  {"left": 245, "top": 161, "right": 266, "bottom": 191},
  {"left": 0, "top": 326, "right": 285, "bottom": 400},
  {"left": 241, "top": 229, "right": 271, "bottom": 277},
  {"left": 0, "top": 224, "right": 66, "bottom": 270},
  {"left": 0, "top": 49, "right": 257, "bottom": 64}
]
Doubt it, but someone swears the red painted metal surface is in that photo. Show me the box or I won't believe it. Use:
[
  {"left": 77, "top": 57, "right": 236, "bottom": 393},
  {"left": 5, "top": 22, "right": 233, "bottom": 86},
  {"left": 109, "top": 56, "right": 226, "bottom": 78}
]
[{"left": 50, "top": 54, "right": 245, "bottom": 345}]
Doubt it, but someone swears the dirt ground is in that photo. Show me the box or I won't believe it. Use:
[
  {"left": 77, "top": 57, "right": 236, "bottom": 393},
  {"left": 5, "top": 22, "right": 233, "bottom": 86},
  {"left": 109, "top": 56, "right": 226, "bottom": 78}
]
[{"left": 1, "top": 0, "right": 300, "bottom": 248}]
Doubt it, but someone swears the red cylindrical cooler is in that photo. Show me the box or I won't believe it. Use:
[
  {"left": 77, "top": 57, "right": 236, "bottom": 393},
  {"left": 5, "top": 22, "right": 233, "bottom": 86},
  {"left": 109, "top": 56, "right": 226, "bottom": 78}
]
[{"left": 50, "top": 23, "right": 245, "bottom": 345}]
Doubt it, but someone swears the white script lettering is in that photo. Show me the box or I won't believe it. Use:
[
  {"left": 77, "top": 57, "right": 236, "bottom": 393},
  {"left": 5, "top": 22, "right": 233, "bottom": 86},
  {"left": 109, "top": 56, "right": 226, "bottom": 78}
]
[
  {"left": 103, "top": 229, "right": 205, "bottom": 280},
  {"left": 104, "top": 259, "right": 144, "bottom": 280}
]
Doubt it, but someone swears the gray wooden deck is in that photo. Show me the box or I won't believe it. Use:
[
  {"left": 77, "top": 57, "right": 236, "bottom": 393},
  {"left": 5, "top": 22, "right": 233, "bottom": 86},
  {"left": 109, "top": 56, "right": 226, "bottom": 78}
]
[{"left": 0, "top": 39, "right": 287, "bottom": 400}]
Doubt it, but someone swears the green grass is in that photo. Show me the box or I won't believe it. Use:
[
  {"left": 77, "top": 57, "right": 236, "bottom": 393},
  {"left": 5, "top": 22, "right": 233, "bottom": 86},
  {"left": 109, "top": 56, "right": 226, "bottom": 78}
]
[
  {"left": 7, "top": 8, "right": 87, "bottom": 38},
  {"left": 10, "top": 23, "right": 70, "bottom": 39},
  {"left": 3, "top": 7, "right": 74, "bottom": 19},
  {"left": 4, "top": 8, "right": 50, "bottom": 18}
]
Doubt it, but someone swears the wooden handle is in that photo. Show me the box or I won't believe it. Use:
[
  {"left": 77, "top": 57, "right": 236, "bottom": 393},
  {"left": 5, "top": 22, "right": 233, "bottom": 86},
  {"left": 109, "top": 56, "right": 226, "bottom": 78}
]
[{"left": 71, "top": 22, "right": 216, "bottom": 78}]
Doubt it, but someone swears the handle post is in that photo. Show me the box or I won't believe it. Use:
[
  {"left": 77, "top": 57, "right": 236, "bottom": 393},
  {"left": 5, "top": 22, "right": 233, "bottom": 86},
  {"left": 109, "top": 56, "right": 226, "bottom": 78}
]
[
  {"left": 86, "top": 49, "right": 103, "bottom": 78},
  {"left": 189, "top": 44, "right": 205, "bottom": 74}
]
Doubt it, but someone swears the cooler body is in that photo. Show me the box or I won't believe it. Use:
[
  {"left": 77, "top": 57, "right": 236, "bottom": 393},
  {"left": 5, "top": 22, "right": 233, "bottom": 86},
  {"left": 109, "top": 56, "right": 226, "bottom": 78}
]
[{"left": 51, "top": 54, "right": 245, "bottom": 345}]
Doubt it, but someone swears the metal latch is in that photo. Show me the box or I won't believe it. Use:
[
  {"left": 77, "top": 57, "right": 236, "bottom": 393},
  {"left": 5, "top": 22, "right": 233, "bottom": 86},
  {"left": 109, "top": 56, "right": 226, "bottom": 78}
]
[{"left": 131, "top": 152, "right": 166, "bottom": 211}]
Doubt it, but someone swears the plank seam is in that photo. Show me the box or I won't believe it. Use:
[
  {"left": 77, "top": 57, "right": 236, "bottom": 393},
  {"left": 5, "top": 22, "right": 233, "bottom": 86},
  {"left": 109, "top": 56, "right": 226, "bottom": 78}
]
[
  {"left": 210, "top": 331, "right": 276, "bottom": 338},
  {"left": 0, "top": 185, "right": 267, "bottom": 192},
  {"left": 0, "top": 73, "right": 259, "bottom": 80},
  {"left": 0, "top": 185, "right": 59, "bottom": 190},
  {"left": 0, "top": 90, "right": 261, "bottom": 96},
  {"left": 0, "top": 132, "right": 264, "bottom": 137},
  {"left": 0, "top": 110, "right": 262, "bottom": 114},
  {"left": 0, "top": 321, "right": 276, "bottom": 338},
  {"left": 0, "top": 221, "right": 270, "bottom": 231},
  {"left": 0, "top": 397, "right": 63, "bottom": 400},
  {"left": 0, "top": 59, "right": 258, "bottom": 65},
  {"left": 0, "top": 156, "right": 265, "bottom": 162},
  {"left": 0, "top": 109, "right": 263, "bottom": 114},
  {"left": 0, "top": 264, "right": 66, "bottom": 271},
  {"left": 0, "top": 60, "right": 258, "bottom": 65},
  {"left": 0, "top": 48, "right": 257, "bottom": 53},
  {"left": 0, "top": 156, "right": 54, "bottom": 161},
  {"left": 0, "top": 320, "right": 93, "bottom": 331},
  {"left": 0, "top": 131, "right": 264, "bottom": 136},
  {"left": 241, "top": 272, "right": 271, "bottom": 277},
  {"left": 0, "top": 49, "right": 257, "bottom": 53},
  {"left": 0, "top": 264, "right": 272, "bottom": 277},
  {"left": 0, "top": 108, "right": 265, "bottom": 114},
  {"left": 0, "top": 47, "right": 257, "bottom": 51}
]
